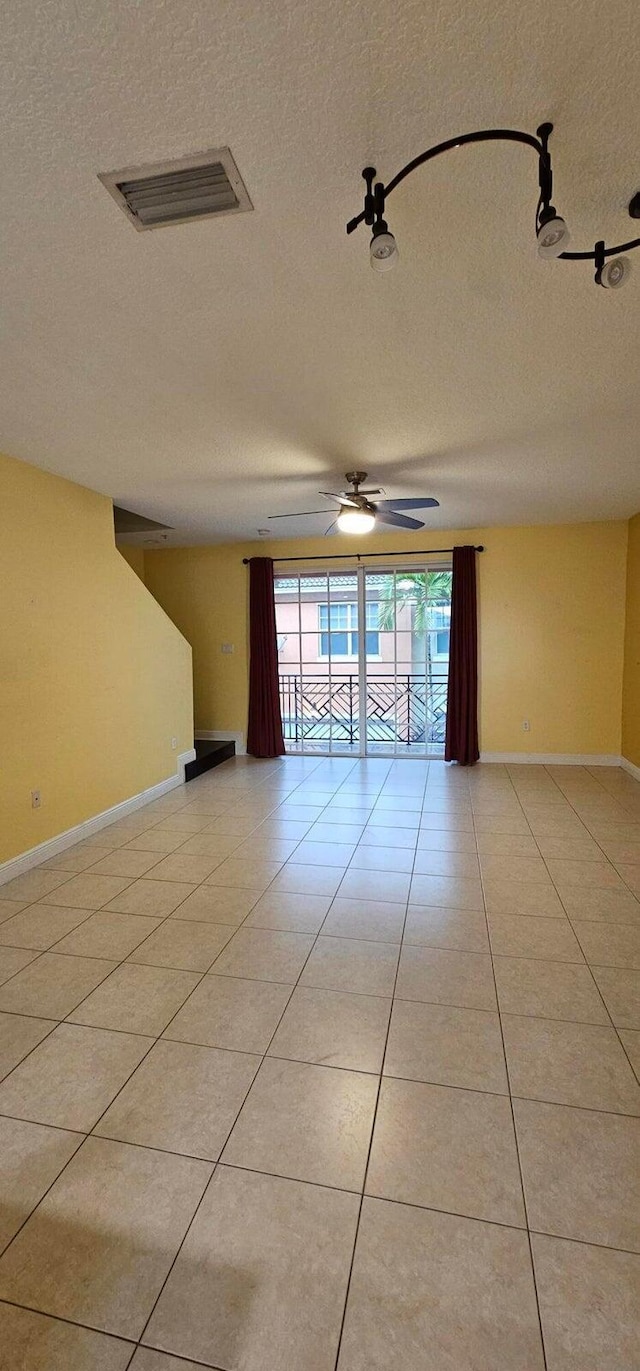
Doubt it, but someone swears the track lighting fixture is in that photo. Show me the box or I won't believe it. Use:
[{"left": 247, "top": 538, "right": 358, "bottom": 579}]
[{"left": 346, "top": 124, "right": 640, "bottom": 289}]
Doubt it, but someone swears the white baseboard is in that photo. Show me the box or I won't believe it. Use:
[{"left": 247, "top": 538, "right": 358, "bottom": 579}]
[
  {"left": 0, "top": 749, "right": 196, "bottom": 887},
  {"left": 479, "top": 752, "right": 622, "bottom": 766},
  {"left": 621, "top": 755, "right": 640, "bottom": 783},
  {"left": 195, "top": 730, "right": 245, "bottom": 756}
]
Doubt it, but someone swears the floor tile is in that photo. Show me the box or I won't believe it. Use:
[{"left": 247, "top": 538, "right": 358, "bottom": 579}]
[
  {"left": 476, "top": 832, "right": 539, "bottom": 856},
  {"left": 293, "top": 840, "right": 356, "bottom": 867},
  {"left": 269, "top": 986, "right": 390, "bottom": 1072},
  {"left": 473, "top": 812, "right": 531, "bottom": 835},
  {"left": 0, "top": 1116, "right": 82, "bottom": 1252},
  {"left": 205, "top": 858, "right": 283, "bottom": 891},
  {"left": 0, "top": 1136, "right": 212, "bottom": 1339},
  {"left": 618, "top": 863, "right": 640, "bottom": 896},
  {"left": 104, "top": 879, "right": 196, "bottom": 917},
  {"left": 0, "top": 1011, "right": 56, "bottom": 1081},
  {"left": 141, "top": 852, "right": 224, "bottom": 883},
  {"left": 231, "top": 836, "right": 300, "bottom": 863},
  {"left": 95, "top": 1039, "right": 260, "bottom": 1160},
  {"left": 572, "top": 921, "right": 640, "bottom": 967},
  {"left": 514, "top": 1097, "right": 640, "bottom": 1250},
  {"left": 350, "top": 844, "right": 415, "bottom": 873},
  {"left": 418, "top": 812, "right": 475, "bottom": 832},
  {"left": 209, "top": 927, "right": 314, "bottom": 982},
  {"left": 338, "top": 1198, "right": 545, "bottom": 1370},
  {"left": 531, "top": 1233, "right": 639, "bottom": 1371},
  {"left": 45, "top": 873, "right": 134, "bottom": 909},
  {"left": 493, "top": 956, "right": 608, "bottom": 1023},
  {"left": 0, "top": 945, "right": 40, "bottom": 985},
  {"left": 242, "top": 889, "right": 331, "bottom": 933},
  {"left": 131, "top": 1351, "right": 206, "bottom": 1371},
  {"left": 0, "top": 952, "right": 117, "bottom": 1019},
  {"left": 0, "top": 896, "right": 38, "bottom": 919},
  {"left": 40, "top": 845, "right": 119, "bottom": 872},
  {"left": 0, "top": 1023, "right": 150, "bottom": 1129},
  {"left": 480, "top": 854, "right": 551, "bottom": 884},
  {"left": 412, "top": 849, "right": 480, "bottom": 878},
  {"left": 416, "top": 827, "right": 478, "bottom": 852},
  {"left": 164, "top": 975, "right": 292, "bottom": 1053},
  {"left": 338, "top": 868, "right": 411, "bottom": 903},
  {"left": 145, "top": 1166, "right": 358, "bottom": 1371},
  {"left": 385, "top": 999, "right": 508, "bottom": 1092},
  {"left": 0, "top": 1302, "right": 133, "bottom": 1370},
  {"left": 403, "top": 904, "right": 489, "bottom": 952},
  {"left": 321, "top": 897, "right": 406, "bottom": 942},
  {"left": 502, "top": 1014, "right": 640, "bottom": 1113},
  {"left": 174, "top": 832, "right": 242, "bottom": 857},
  {"left": 222, "top": 1056, "right": 377, "bottom": 1189},
  {"left": 127, "top": 919, "right": 233, "bottom": 972},
  {"left": 487, "top": 912, "right": 584, "bottom": 961},
  {"left": 0, "top": 870, "right": 71, "bottom": 903},
  {"left": 309, "top": 822, "right": 364, "bottom": 844},
  {"left": 366, "top": 1077, "right": 525, "bottom": 1225},
  {"left": 154, "top": 814, "right": 211, "bottom": 833},
  {"left": 52, "top": 911, "right": 162, "bottom": 959},
  {"left": 558, "top": 887, "right": 640, "bottom": 922},
  {"left": 396, "top": 944, "right": 496, "bottom": 1010},
  {"left": 486, "top": 873, "right": 572, "bottom": 918},
  {"left": 591, "top": 965, "right": 640, "bottom": 1027},
  {"left": 68, "top": 962, "right": 199, "bottom": 1036},
  {"left": 546, "top": 858, "right": 625, "bottom": 889},
  {"left": 267, "top": 863, "right": 347, "bottom": 898},
  {"left": 86, "top": 849, "right": 164, "bottom": 878},
  {"left": 408, "top": 873, "right": 484, "bottom": 910},
  {"left": 301, "top": 936, "right": 399, "bottom": 996},
  {"left": 169, "top": 884, "right": 261, "bottom": 924},
  {"left": 0, "top": 904, "right": 94, "bottom": 951},
  {"left": 126, "top": 830, "right": 191, "bottom": 853},
  {"left": 358, "top": 826, "right": 418, "bottom": 848}
]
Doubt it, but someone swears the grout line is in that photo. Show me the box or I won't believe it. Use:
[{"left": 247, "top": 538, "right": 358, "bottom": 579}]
[{"left": 474, "top": 773, "right": 549, "bottom": 1371}]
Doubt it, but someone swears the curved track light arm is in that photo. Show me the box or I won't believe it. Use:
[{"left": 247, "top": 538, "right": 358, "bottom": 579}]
[{"left": 346, "top": 122, "right": 640, "bottom": 267}]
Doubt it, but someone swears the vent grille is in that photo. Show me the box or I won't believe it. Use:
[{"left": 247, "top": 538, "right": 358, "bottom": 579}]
[{"left": 99, "top": 148, "right": 253, "bottom": 231}]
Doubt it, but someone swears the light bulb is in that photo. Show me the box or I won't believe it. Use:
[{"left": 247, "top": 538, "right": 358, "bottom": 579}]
[
  {"left": 599, "top": 256, "right": 631, "bottom": 289},
  {"left": 336, "top": 508, "right": 376, "bottom": 534},
  {"left": 370, "top": 230, "right": 399, "bottom": 272},
  {"left": 537, "top": 214, "right": 570, "bottom": 258}
]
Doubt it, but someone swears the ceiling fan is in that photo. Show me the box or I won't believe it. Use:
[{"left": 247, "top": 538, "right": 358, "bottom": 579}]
[{"left": 268, "top": 471, "right": 439, "bottom": 535}]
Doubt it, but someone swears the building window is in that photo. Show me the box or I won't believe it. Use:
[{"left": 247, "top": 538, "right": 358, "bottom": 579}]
[{"left": 318, "top": 602, "right": 379, "bottom": 658}]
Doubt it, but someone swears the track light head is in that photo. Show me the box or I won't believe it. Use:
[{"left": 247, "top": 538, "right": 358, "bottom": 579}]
[
  {"left": 596, "top": 255, "right": 632, "bottom": 289},
  {"left": 370, "top": 222, "right": 399, "bottom": 272},
  {"left": 537, "top": 207, "right": 570, "bottom": 258}
]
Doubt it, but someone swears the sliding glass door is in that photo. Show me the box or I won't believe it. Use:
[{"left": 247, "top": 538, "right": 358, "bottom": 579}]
[{"left": 274, "top": 564, "right": 451, "bottom": 756}]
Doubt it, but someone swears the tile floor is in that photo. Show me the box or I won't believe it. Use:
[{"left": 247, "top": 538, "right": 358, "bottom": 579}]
[{"left": 0, "top": 755, "right": 639, "bottom": 1369}]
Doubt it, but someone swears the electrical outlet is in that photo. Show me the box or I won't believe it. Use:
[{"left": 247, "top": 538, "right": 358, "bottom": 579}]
[
  {"left": 221, "top": 643, "right": 234, "bottom": 654},
  {"left": 171, "top": 737, "right": 177, "bottom": 750},
  {"left": 31, "top": 789, "right": 41, "bottom": 809},
  {"left": 522, "top": 720, "right": 531, "bottom": 732}
]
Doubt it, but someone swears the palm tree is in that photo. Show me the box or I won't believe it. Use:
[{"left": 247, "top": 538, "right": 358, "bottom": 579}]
[{"left": 377, "top": 570, "right": 452, "bottom": 744}]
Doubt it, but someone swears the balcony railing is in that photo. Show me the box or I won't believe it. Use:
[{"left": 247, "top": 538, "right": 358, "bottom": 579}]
[{"left": 279, "top": 673, "right": 448, "bottom": 748}]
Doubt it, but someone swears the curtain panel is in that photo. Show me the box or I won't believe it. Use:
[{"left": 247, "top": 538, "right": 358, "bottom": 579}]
[{"left": 246, "top": 557, "right": 286, "bottom": 758}]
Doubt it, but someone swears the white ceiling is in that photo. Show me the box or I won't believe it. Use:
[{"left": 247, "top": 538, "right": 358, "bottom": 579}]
[{"left": 2, "top": 0, "right": 640, "bottom": 544}]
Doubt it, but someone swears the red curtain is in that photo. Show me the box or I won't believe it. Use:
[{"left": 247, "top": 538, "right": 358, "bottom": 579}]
[
  {"left": 444, "top": 545, "right": 480, "bottom": 765},
  {"left": 246, "top": 557, "right": 285, "bottom": 758}
]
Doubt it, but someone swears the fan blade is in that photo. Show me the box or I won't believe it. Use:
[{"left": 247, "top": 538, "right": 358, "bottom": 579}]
[
  {"left": 324, "top": 520, "right": 339, "bottom": 536},
  {"left": 268, "top": 511, "right": 333, "bottom": 519},
  {"left": 375, "top": 498, "right": 439, "bottom": 511},
  {"left": 375, "top": 509, "right": 425, "bottom": 530},
  {"left": 319, "top": 491, "right": 359, "bottom": 507}
]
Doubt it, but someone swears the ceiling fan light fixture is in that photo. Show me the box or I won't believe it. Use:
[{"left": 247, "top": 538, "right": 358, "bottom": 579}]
[{"left": 336, "top": 508, "right": 376, "bottom": 534}]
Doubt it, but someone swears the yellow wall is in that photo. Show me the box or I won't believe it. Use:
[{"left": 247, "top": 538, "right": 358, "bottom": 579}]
[
  {"left": 144, "top": 521, "right": 628, "bottom": 758},
  {"left": 117, "top": 544, "right": 146, "bottom": 582},
  {"left": 622, "top": 512, "right": 640, "bottom": 768},
  {"left": 0, "top": 452, "right": 193, "bottom": 865}
]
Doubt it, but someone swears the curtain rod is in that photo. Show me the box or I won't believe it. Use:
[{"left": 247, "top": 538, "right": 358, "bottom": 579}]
[{"left": 242, "top": 545, "right": 484, "bottom": 565}]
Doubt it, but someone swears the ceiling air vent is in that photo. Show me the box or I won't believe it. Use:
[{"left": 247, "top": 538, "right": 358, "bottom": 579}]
[{"left": 98, "top": 148, "right": 253, "bottom": 231}]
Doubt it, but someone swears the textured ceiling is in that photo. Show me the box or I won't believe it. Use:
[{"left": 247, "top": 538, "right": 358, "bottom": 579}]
[{"left": 1, "top": 0, "right": 640, "bottom": 543}]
